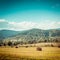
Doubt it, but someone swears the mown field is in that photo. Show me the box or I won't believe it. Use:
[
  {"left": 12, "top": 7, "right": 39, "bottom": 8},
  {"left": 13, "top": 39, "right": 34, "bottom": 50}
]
[{"left": 0, "top": 43, "right": 60, "bottom": 60}]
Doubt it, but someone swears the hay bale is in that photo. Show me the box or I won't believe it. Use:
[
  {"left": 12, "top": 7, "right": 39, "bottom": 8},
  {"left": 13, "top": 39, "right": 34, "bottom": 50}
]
[
  {"left": 51, "top": 44, "right": 54, "bottom": 47},
  {"left": 36, "top": 47, "right": 42, "bottom": 51},
  {"left": 15, "top": 46, "right": 18, "bottom": 48},
  {"left": 58, "top": 45, "right": 60, "bottom": 48}
]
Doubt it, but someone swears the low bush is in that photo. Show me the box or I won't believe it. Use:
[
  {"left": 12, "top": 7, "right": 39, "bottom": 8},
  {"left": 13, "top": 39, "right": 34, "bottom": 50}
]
[{"left": 25, "top": 46, "right": 28, "bottom": 48}]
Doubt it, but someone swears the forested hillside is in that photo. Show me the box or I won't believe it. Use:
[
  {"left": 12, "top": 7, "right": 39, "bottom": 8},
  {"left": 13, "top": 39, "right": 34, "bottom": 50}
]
[{"left": 0, "top": 28, "right": 59, "bottom": 44}]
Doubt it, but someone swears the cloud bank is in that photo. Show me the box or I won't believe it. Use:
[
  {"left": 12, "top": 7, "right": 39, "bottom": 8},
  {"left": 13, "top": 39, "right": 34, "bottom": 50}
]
[{"left": 0, "top": 19, "right": 60, "bottom": 31}]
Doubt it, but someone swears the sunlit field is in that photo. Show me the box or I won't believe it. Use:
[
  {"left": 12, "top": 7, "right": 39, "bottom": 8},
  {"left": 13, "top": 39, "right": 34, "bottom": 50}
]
[{"left": 0, "top": 43, "right": 60, "bottom": 60}]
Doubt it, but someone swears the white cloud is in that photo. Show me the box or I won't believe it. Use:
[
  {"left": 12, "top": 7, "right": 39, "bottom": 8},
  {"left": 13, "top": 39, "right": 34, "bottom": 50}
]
[
  {"left": 0, "top": 19, "right": 60, "bottom": 31},
  {"left": 0, "top": 19, "right": 6, "bottom": 22},
  {"left": 0, "top": 19, "right": 9, "bottom": 29},
  {"left": 8, "top": 21, "right": 17, "bottom": 25},
  {"left": 8, "top": 21, "right": 37, "bottom": 30}
]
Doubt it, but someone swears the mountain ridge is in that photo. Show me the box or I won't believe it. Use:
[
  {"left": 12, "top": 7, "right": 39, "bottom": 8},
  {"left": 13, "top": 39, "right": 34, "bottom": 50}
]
[{"left": 0, "top": 28, "right": 60, "bottom": 42}]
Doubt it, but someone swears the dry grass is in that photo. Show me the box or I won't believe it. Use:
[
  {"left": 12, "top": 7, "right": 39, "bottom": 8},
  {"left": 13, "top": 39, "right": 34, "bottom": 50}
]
[{"left": 0, "top": 43, "right": 60, "bottom": 60}]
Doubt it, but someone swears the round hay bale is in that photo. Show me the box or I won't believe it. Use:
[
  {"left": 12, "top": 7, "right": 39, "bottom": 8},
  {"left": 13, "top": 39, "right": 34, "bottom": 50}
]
[
  {"left": 51, "top": 44, "right": 54, "bottom": 47},
  {"left": 15, "top": 46, "right": 18, "bottom": 48},
  {"left": 36, "top": 47, "right": 42, "bottom": 51},
  {"left": 58, "top": 45, "right": 60, "bottom": 48}
]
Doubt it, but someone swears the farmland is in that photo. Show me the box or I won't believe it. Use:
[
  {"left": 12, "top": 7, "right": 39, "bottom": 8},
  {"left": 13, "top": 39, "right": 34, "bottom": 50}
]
[{"left": 0, "top": 43, "right": 60, "bottom": 60}]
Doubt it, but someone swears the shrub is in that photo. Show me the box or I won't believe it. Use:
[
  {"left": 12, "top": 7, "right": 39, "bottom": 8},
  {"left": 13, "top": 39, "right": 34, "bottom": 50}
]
[
  {"left": 8, "top": 41, "right": 12, "bottom": 46},
  {"left": 0, "top": 44, "right": 2, "bottom": 46},
  {"left": 3, "top": 43, "right": 6, "bottom": 46},
  {"left": 25, "top": 46, "right": 28, "bottom": 48}
]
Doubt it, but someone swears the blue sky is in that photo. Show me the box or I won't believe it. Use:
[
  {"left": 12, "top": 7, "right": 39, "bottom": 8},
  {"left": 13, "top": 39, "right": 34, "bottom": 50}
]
[{"left": 0, "top": 0, "right": 60, "bottom": 30}]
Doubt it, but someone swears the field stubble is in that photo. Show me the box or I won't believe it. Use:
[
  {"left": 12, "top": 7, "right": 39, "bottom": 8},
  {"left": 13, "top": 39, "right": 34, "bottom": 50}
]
[{"left": 0, "top": 43, "right": 60, "bottom": 60}]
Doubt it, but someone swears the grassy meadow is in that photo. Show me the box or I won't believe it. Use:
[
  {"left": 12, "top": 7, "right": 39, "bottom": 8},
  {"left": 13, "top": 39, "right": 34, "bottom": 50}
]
[{"left": 0, "top": 43, "right": 60, "bottom": 60}]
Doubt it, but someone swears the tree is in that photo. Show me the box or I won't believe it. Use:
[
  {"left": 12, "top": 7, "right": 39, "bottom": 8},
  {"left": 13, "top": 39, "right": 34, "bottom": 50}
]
[{"left": 8, "top": 41, "right": 12, "bottom": 46}]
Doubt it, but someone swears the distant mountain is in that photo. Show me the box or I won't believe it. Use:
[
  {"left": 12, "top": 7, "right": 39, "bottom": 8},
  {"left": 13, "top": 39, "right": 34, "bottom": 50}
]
[
  {"left": 0, "top": 28, "right": 60, "bottom": 42},
  {"left": 56, "top": 28, "right": 60, "bottom": 30},
  {"left": 4, "top": 28, "right": 60, "bottom": 42},
  {"left": 15, "top": 28, "right": 60, "bottom": 37},
  {"left": 0, "top": 30, "right": 20, "bottom": 40}
]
